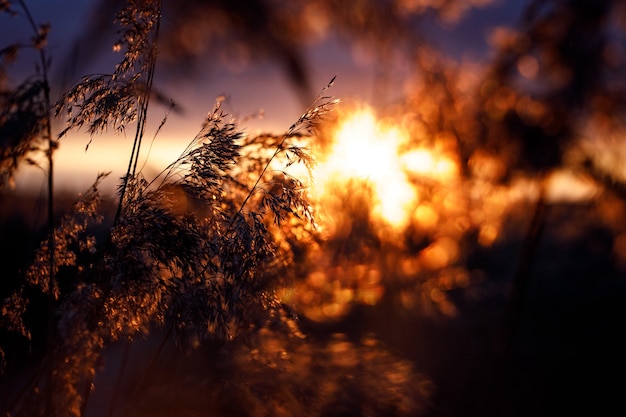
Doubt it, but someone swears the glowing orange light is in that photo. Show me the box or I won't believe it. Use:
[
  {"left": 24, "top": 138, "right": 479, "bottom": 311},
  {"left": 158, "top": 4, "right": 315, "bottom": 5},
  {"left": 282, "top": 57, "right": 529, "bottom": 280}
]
[
  {"left": 312, "top": 106, "right": 460, "bottom": 230},
  {"left": 312, "top": 108, "right": 417, "bottom": 228}
]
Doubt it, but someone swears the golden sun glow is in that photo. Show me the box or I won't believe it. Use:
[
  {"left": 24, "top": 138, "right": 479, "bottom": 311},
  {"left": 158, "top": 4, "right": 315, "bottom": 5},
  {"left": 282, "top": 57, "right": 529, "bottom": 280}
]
[
  {"left": 312, "top": 107, "right": 457, "bottom": 229},
  {"left": 312, "top": 109, "right": 415, "bottom": 228}
]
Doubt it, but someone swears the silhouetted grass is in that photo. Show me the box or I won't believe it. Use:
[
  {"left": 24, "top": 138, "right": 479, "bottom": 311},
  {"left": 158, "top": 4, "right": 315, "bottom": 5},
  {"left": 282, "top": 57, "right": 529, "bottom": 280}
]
[{"left": 3, "top": 1, "right": 626, "bottom": 417}]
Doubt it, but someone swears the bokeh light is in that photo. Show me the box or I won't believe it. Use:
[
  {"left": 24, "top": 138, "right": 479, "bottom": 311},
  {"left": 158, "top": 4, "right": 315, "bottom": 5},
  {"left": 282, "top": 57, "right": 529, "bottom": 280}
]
[{"left": 311, "top": 105, "right": 459, "bottom": 232}]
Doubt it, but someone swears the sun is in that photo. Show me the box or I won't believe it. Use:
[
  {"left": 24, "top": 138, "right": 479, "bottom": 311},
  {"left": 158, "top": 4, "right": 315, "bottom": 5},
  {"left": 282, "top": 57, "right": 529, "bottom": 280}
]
[{"left": 311, "top": 106, "right": 457, "bottom": 230}]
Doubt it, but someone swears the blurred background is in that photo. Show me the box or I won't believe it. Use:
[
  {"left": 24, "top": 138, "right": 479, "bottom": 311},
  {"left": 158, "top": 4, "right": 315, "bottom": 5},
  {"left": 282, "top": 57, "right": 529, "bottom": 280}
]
[{"left": 2, "top": 0, "right": 626, "bottom": 416}]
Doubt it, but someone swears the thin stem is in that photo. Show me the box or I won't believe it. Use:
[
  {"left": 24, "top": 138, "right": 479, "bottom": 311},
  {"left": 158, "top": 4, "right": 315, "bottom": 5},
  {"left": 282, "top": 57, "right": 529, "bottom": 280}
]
[
  {"left": 137, "top": 100, "right": 175, "bottom": 175},
  {"left": 18, "top": 1, "right": 57, "bottom": 414},
  {"left": 226, "top": 135, "right": 288, "bottom": 232},
  {"left": 225, "top": 77, "right": 335, "bottom": 234},
  {"left": 113, "top": 0, "right": 161, "bottom": 225},
  {"left": 114, "top": 122, "right": 141, "bottom": 223}
]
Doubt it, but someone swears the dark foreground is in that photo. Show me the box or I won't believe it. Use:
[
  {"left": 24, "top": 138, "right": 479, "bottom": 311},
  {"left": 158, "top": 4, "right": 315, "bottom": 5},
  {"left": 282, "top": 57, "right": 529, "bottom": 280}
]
[{"left": 1, "top": 190, "right": 625, "bottom": 417}]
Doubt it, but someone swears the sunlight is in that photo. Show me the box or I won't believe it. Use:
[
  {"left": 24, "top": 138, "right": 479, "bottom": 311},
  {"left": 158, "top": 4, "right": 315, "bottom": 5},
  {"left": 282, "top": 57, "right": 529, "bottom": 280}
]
[
  {"left": 312, "top": 107, "right": 457, "bottom": 230},
  {"left": 312, "top": 108, "right": 417, "bottom": 228}
]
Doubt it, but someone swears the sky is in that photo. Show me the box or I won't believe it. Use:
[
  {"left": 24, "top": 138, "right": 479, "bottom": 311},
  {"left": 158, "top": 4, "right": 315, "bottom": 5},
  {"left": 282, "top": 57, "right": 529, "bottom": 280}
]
[{"left": 1, "top": 0, "right": 528, "bottom": 195}]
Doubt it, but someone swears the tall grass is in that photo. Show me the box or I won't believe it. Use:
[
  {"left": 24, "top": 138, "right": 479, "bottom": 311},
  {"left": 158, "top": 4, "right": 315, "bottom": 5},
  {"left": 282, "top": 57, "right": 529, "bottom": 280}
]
[
  {"left": 4, "top": 1, "right": 626, "bottom": 416},
  {"left": 0, "top": 2, "right": 431, "bottom": 416}
]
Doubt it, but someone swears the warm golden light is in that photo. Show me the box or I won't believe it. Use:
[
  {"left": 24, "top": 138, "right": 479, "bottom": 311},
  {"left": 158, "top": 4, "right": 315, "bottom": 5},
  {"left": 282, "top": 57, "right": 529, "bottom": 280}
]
[{"left": 312, "top": 107, "right": 460, "bottom": 230}]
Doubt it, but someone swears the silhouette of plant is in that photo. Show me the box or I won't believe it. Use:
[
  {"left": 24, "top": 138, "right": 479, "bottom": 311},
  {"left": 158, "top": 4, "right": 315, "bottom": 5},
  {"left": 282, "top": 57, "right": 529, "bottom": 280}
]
[
  {"left": 5, "top": 1, "right": 626, "bottom": 416},
  {"left": 2, "top": 1, "right": 346, "bottom": 415}
]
